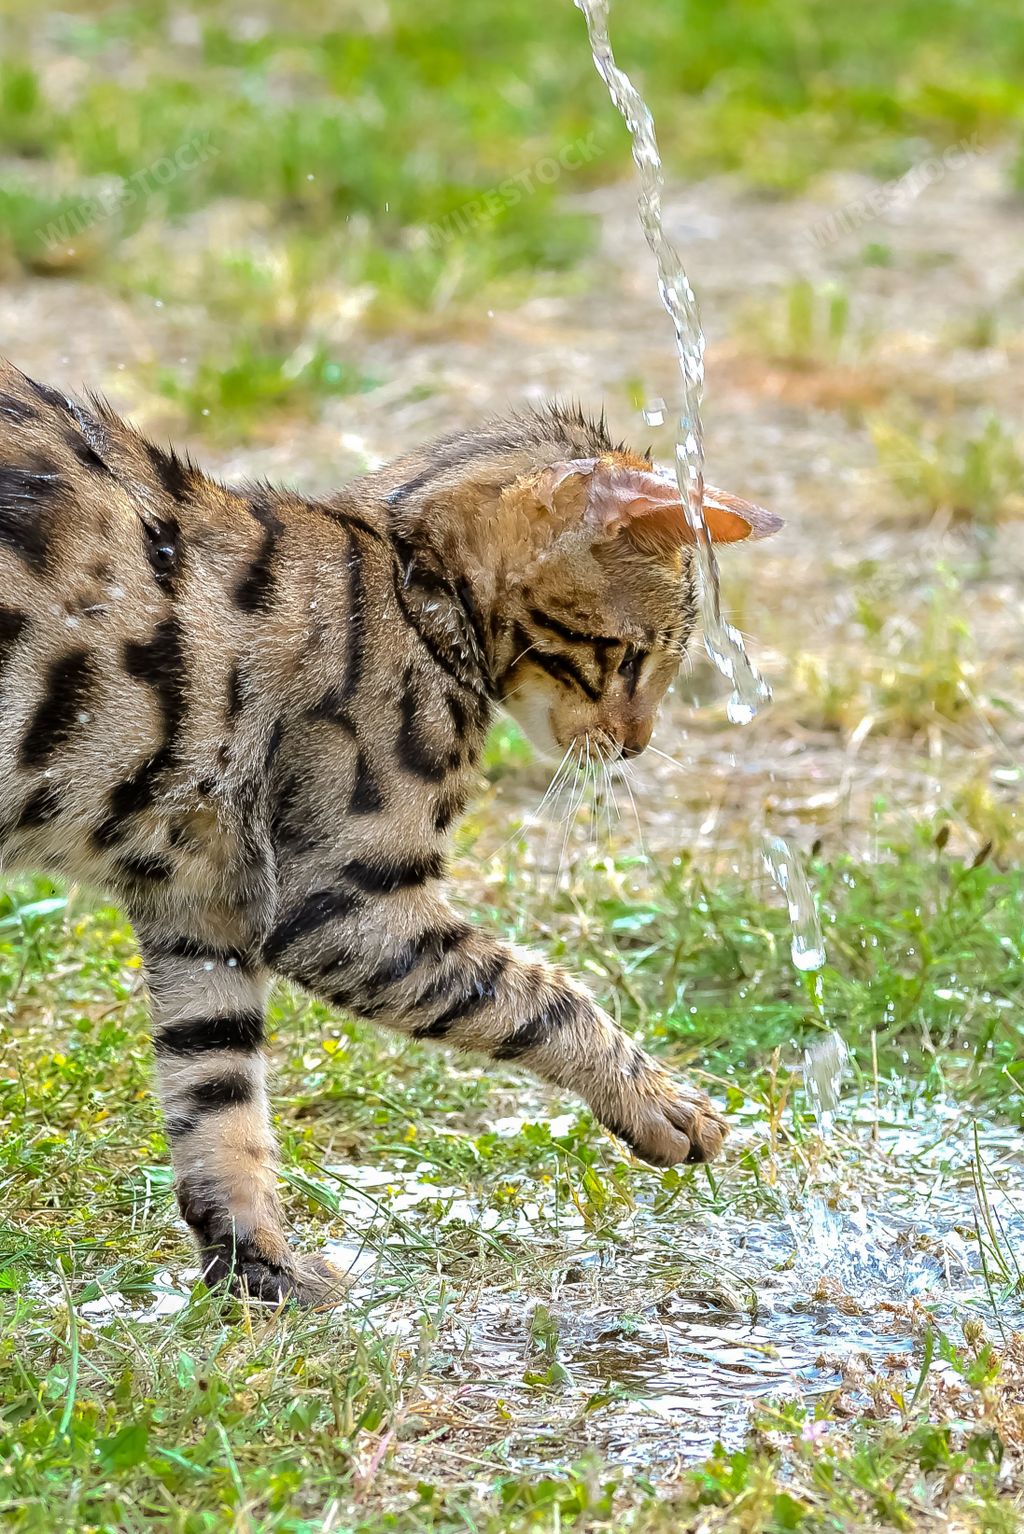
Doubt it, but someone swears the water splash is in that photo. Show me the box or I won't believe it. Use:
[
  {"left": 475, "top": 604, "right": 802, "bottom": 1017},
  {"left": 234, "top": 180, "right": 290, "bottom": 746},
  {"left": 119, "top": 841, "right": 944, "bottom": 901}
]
[
  {"left": 574, "top": 0, "right": 771, "bottom": 724},
  {"left": 761, "top": 835, "right": 827, "bottom": 973},
  {"left": 801, "top": 1032, "right": 850, "bottom": 1136}
]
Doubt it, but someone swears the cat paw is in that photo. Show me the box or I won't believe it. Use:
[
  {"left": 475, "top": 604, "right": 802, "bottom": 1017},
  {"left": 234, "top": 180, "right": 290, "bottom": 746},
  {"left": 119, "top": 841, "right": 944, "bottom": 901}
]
[
  {"left": 202, "top": 1244, "right": 350, "bottom": 1307},
  {"left": 605, "top": 1075, "right": 728, "bottom": 1167}
]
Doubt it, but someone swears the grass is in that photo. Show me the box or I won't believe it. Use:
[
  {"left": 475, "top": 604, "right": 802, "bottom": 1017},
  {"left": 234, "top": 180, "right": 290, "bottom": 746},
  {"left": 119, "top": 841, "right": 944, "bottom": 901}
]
[
  {"left": 789, "top": 564, "right": 980, "bottom": 736},
  {"left": 2, "top": 0, "right": 1024, "bottom": 309},
  {"left": 736, "top": 279, "right": 861, "bottom": 369},
  {"left": 2, "top": 0, "right": 1024, "bottom": 1525},
  {"left": 1, "top": 810, "right": 1022, "bottom": 1530},
  {"left": 870, "top": 411, "right": 1024, "bottom": 527}
]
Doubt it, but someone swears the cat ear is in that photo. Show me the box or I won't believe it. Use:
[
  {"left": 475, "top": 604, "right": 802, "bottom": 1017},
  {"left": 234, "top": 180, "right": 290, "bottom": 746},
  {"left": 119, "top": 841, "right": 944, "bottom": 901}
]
[
  {"left": 535, "top": 459, "right": 782, "bottom": 546},
  {"left": 700, "top": 485, "right": 784, "bottom": 543}
]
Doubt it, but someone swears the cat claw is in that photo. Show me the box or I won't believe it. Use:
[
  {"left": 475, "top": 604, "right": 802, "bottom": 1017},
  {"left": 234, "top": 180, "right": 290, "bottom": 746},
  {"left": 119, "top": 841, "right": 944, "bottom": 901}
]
[
  {"left": 205, "top": 1250, "right": 350, "bottom": 1308},
  {"left": 607, "top": 1077, "right": 728, "bottom": 1168}
]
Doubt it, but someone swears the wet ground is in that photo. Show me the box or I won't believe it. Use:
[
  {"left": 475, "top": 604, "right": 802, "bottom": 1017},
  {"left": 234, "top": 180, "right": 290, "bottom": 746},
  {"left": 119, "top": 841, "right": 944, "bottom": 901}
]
[{"left": 70, "top": 1087, "right": 1024, "bottom": 1476}]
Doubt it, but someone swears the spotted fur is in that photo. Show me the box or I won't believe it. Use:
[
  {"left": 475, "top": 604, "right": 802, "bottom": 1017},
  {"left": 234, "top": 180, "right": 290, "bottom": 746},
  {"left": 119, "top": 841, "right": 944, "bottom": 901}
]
[{"left": 0, "top": 360, "right": 741, "bottom": 1304}]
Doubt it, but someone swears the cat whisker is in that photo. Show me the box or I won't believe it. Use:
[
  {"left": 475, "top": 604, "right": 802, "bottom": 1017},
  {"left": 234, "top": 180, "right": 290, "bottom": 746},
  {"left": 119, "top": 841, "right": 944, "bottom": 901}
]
[
  {"left": 645, "top": 743, "right": 690, "bottom": 773},
  {"left": 555, "top": 739, "right": 589, "bottom": 889},
  {"left": 616, "top": 756, "right": 648, "bottom": 866}
]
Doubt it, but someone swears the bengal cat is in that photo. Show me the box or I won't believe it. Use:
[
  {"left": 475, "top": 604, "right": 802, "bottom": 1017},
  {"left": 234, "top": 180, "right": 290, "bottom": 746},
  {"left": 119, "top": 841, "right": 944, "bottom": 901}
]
[{"left": 0, "top": 359, "right": 781, "bottom": 1302}]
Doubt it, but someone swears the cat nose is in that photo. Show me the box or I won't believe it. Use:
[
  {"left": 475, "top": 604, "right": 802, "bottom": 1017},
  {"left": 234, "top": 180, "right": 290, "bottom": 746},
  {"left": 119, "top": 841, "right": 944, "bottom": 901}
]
[{"left": 619, "top": 719, "right": 653, "bottom": 758}]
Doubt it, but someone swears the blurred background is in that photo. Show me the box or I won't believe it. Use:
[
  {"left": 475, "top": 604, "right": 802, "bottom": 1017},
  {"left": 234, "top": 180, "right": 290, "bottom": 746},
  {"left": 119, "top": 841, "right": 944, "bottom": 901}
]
[
  {"left": 0, "top": 0, "right": 1021, "bottom": 863},
  {"left": 2, "top": 5, "right": 1024, "bottom": 1528}
]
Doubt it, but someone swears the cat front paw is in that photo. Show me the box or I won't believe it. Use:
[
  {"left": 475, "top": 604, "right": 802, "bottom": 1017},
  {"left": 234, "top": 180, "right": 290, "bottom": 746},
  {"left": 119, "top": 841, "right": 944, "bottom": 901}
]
[
  {"left": 603, "top": 1072, "right": 728, "bottom": 1167},
  {"left": 202, "top": 1243, "right": 349, "bottom": 1307}
]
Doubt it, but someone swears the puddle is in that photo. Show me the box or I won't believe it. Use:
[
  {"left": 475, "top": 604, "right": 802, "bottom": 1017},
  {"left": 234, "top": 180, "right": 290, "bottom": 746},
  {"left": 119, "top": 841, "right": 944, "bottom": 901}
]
[
  {"left": 33, "top": 1087, "right": 1024, "bottom": 1472},
  {"left": 308, "top": 1091, "right": 1022, "bottom": 1469}
]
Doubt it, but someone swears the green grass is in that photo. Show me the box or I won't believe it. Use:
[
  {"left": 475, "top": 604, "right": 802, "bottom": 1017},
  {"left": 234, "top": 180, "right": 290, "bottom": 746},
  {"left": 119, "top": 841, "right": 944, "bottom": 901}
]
[
  {"left": 2, "top": 0, "right": 1024, "bottom": 1524},
  {"left": 1, "top": 817, "right": 1022, "bottom": 1530},
  {"left": 871, "top": 410, "right": 1024, "bottom": 527},
  {"left": 3, "top": 0, "right": 1024, "bottom": 303}
]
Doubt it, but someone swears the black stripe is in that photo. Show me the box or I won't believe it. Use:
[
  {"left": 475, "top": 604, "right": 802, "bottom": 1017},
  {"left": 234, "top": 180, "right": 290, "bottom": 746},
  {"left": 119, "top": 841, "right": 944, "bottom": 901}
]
[
  {"left": 391, "top": 571, "right": 486, "bottom": 698},
  {"left": 165, "top": 1113, "right": 198, "bottom": 1138},
  {"left": 396, "top": 672, "right": 457, "bottom": 782},
  {"left": 383, "top": 432, "right": 509, "bottom": 506},
  {"left": 310, "top": 936, "right": 360, "bottom": 983},
  {"left": 234, "top": 496, "right": 285, "bottom": 612},
  {"left": 528, "top": 608, "right": 618, "bottom": 650},
  {"left": 0, "top": 463, "right": 62, "bottom": 573},
  {"left": 0, "top": 394, "right": 38, "bottom": 424},
  {"left": 529, "top": 648, "right": 601, "bottom": 702},
  {"left": 0, "top": 607, "right": 27, "bottom": 682},
  {"left": 445, "top": 690, "right": 472, "bottom": 739},
  {"left": 308, "top": 689, "right": 356, "bottom": 731},
  {"left": 317, "top": 504, "right": 390, "bottom": 544},
  {"left": 342, "top": 528, "right": 366, "bottom": 700},
  {"left": 269, "top": 771, "right": 318, "bottom": 854},
  {"left": 65, "top": 428, "right": 112, "bottom": 475},
  {"left": 94, "top": 745, "right": 173, "bottom": 847},
  {"left": 226, "top": 662, "right": 244, "bottom": 721},
  {"left": 348, "top": 750, "right": 384, "bottom": 814},
  {"left": 19, "top": 648, "right": 95, "bottom": 766},
  {"left": 344, "top": 851, "right": 445, "bottom": 895},
  {"left": 433, "top": 784, "right": 466, "bottom": 834},
  {"left": 263, "top": 887, "right": 361, "bottom": 965},
  {"left": 145, "top": 440, "right": 193, "bottom": 502},
  {"left": 16, "top": 782, "right": 61, "bottom": 829},
  {"left": 29, "top": 378, "right": 73, "bottom": 414},
  {"left": 413, "top": 952, "right": 507, "bottom": 1040},
  {"left": 142, "top": 515, "right": 181, "bottom": 594},
  {"left": 456, "top": 576, "right": 490, "bottom": 671},
  {"left": 492, "top": 990, "right": 580, "bottom": 1061},
  {"left": 156, "top": 1011, "right": 265, "bottom": 1055},
  {"left": 124, "top": 617, "right": 187, "bottom": 743},
  {"left": 618, "top": 645, "right": 647, "bottom": 699},
  {"left": 188, "top": 1072, "right": 255, "bottom": 1112},
  {"left": 117, "top": 852, "right": 173, "bottom": 884},
  {"left": 150, "top": 935, "right": 250, "bottom": 968},
  {"left": 362, "top": 923, "right": 468, "bottom": 994}
]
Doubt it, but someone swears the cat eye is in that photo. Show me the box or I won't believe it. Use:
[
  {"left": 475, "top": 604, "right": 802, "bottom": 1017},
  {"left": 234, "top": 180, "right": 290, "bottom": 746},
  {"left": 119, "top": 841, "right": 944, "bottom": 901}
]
[{"left": 618, "top": 646, "right": 644, "bottom": 690}]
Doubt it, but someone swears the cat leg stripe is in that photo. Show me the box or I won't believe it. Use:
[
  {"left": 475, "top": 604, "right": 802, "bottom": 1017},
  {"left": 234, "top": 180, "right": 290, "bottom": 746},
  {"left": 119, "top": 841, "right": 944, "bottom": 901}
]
[
  {"left": 155, "top": 1010, "right": 266, "bottom": 1055},
  {"left": 187, "top": 1071, "right": 256, "bottom": 1112},
  {"left": 492, "top": 989, "right": 582, "bottom": 1061}
]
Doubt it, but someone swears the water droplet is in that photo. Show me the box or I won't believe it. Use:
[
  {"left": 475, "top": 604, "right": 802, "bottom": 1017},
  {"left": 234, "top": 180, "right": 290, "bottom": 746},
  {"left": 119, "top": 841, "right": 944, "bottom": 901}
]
[
  {"left": 761, "top": 835, "right": 826, "bottom": 972},
  {"left": 802, "top": 1032, "right": 849, "bottom": 1137},
  {"left": 642, "top": 396, "right": 666, "bottom": 426}
]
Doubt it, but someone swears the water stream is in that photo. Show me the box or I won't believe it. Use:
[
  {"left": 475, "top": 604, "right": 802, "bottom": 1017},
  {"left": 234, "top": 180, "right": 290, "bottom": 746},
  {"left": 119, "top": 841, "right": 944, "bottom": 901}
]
[
  {"left": 574, "top": 0, "right": 772, "bottom": 727},
  {"left": 561, "top": 0, "right": 1007, "bottom": 1453}
]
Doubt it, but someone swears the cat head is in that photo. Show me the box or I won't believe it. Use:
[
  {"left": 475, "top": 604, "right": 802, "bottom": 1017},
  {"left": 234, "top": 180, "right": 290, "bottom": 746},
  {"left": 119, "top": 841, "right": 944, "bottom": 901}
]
[
  {"left": 376, "top": 403, "right": 782, "bottom": 763},
  {"left": 487, "top": 449, "right": 781, "bottom": 760}
]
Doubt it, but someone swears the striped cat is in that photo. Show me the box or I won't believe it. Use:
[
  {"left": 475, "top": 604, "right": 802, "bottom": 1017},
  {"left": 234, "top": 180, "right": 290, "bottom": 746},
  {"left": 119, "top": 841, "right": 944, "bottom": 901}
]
[{"left": 0, "top": 360, "right": 780, "bottom": 1302}]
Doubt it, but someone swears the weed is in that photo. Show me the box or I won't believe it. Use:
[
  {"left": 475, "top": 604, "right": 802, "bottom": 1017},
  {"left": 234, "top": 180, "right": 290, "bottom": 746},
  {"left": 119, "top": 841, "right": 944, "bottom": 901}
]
[{"left": 871, "top": 411, "right": 1024, "bottom": 526}]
